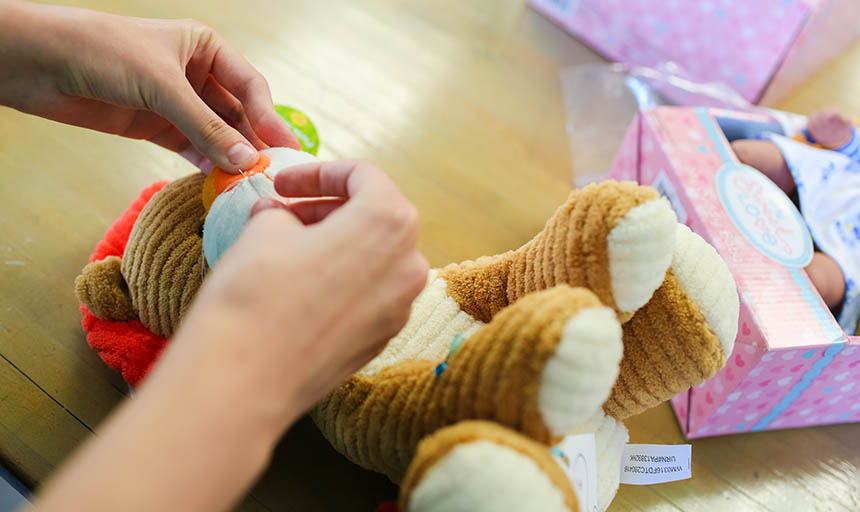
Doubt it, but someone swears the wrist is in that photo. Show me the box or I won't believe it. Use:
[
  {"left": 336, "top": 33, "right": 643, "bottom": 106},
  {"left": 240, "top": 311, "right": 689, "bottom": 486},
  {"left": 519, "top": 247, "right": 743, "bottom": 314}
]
[
  {"left": 33, "top": 325, "right": 285, "bottom": 512},
  {"left": 823, "top": 126, "right": 856, "bottom": 151},
  {"left": 130, "top": 338, "right": 282, "bottom": 484},
  {"left": 155, "top": 301, "right": 305, "bottom": 447}
]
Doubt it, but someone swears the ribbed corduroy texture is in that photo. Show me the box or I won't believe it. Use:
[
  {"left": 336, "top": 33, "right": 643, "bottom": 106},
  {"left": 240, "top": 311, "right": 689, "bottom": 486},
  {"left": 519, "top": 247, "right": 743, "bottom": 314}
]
[
  {"left": 122, "top": 173, "right": 207, "bottom": 338},
  {"left": 313, "top": 286, "right": 605, "bottom": 482},
  {"left": 439, "top": 181, "right": 659, "bottom": 322},
  {"left": 603, "top": 271, "right": 726, "bottom": 420},
  {"left": 399, "top": 421, "right": 579, "bottom": 512}
]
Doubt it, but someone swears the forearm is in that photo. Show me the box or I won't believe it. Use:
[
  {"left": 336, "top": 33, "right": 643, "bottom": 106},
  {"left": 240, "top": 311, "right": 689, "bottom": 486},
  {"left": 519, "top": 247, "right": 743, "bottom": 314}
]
[
  {"left": 29, "top": 327, "right": 289, "bottom": 512},
  {"left": 0, "top": 1, "right": 119, "bottom": 115},
  {"left": 0, "top": 1, "right": 61, "bottom": 111}
]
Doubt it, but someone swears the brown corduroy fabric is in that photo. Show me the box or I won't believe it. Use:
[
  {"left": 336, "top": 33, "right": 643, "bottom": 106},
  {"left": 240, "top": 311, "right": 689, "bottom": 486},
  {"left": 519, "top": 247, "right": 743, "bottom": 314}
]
[
  {"left": 603, "top": 271, "right": 726, "bottom": 420},
  {"left": 121, "top": 174, "right": 207, "bottom": 338},
  {"left": 74, "top": 256, "right": 137, "bottom": 322},
  {"left": 439, "top": 181, "right": 659, "bottom": 322},
  {"left": 313, "top": 285, "right": 605, "bottom": 482},
  {"left": 399, "top": 421, "right": 579, "bottom": 512}
]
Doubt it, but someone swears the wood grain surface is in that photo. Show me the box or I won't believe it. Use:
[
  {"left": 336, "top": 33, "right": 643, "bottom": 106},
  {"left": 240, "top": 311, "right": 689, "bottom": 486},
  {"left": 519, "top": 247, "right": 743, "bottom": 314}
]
[{"left": 0, "top": 1, "right": 857, "bottom": 510}]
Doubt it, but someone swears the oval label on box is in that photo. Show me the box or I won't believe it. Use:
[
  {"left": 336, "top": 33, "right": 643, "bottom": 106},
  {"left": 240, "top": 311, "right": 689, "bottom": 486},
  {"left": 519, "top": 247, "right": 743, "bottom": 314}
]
[{"left": 716, "top": 162, "right": 813, "bottom": 267}]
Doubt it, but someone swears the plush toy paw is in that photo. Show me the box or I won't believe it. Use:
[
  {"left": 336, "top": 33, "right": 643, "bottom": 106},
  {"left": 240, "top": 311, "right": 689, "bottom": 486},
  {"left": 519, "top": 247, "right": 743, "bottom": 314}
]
[
  {"left": 314, "top": 285, "right": 623, "bottom": 482},
  {"left": 202, "top": 147, "right": 318, "bottom": 266},
  {"left": 604, "top": 224, "right": 739, "bottom": 419},
  {"left": 400, "top": 421, "right": 579, "bottom": 512},
  {"left": 439, "top": 181, "right": 677, "bottom": 322},
  {"left": 75, "top": 256, "right": 137, "bottom": 322}
]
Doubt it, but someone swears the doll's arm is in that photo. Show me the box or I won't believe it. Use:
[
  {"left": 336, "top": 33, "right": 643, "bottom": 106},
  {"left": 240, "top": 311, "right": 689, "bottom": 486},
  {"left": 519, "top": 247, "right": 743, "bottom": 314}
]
[{"left": 805, "top": 109, "right": 855, "bottom": 151}]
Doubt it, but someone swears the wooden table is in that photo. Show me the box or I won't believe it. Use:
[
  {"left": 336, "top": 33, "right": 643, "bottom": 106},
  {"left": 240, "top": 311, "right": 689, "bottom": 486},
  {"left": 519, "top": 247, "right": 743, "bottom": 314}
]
[{"left": 1, "top": 1, "right": 857, "bottom": 510}]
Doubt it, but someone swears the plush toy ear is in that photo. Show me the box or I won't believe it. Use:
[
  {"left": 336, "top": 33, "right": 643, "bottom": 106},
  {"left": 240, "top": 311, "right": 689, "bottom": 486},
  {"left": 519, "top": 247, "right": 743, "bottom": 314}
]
[{"left": 75, "top": 256, "right": 137, "bottom": 322}]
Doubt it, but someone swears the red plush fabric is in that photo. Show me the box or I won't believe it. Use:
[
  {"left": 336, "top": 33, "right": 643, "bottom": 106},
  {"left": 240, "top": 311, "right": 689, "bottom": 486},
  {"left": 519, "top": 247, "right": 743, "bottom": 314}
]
[
  {"left": 376, "top": 502, "right": 399, "bottom": 512},
  {"left": 79, "top": 181, "right": 169, "bottom": 387}
]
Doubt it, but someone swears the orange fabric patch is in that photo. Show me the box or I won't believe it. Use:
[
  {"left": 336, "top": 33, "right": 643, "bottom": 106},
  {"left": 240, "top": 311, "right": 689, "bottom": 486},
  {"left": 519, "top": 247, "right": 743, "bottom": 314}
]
[
  {"left": 202, "top": 171, "right": 218, "bottom": 212},
  {"left": 213, "top": 153, "right": 271, "bottom": 194},
  {"left": 203, "top": 154, "right": 272, "bottom": 211}
]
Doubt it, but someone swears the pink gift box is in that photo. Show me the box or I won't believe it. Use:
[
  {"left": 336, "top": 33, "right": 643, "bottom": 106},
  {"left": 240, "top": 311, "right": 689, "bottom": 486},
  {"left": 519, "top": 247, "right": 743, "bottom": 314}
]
[
  {"left": 528, "top": 0, "right": 859, "bottom": 104},
  {"left": 608, "top": 106, "right": 860, "bottom": 437}
]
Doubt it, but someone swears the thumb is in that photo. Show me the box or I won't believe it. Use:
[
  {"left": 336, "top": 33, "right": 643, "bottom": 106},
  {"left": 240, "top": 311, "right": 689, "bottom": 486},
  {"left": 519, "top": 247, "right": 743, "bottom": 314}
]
[{"left": 154, "top": 80, "right": 258, "bottom": 173}]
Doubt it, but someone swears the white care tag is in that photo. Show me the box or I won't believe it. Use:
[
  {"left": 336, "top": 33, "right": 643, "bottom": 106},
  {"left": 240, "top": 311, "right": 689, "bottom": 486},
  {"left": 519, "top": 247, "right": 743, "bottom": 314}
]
[
  {"left": 620, "top": 444, "right": 692, "bottom": 485},
  {"left": 552, "top": 433, "right": 597, "bottom": 512}
]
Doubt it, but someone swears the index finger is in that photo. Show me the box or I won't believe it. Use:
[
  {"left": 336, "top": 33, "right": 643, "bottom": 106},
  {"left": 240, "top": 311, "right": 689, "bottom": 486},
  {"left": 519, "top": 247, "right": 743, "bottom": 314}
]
[
  {"left": 272, "top": 160, "right": 394, "bottom": 200},
  {"left": 209, "top": 36, "right": 300, "bottom": 150}
]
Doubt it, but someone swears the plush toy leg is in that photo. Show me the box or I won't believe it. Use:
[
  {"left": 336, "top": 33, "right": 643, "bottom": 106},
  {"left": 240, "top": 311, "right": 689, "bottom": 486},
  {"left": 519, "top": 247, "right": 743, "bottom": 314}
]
[
  {"left": 439, "top": 181, "right": 677, "bottom": 322},
  {"left": 604, "top": 224, "right": 739, "bottom": 420},
  {"left": 313, "top": 285, "right": 622, "bottom": 482},
  {"left": 399, "top": 421, "right": 579, "bottom": 512}
]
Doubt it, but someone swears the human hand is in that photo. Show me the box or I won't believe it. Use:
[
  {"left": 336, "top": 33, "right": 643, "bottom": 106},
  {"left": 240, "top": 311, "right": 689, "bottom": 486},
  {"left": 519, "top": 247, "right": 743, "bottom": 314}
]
[
  {"left": 168, "top": 160, "right": 429, "bottom": 439},
  {"left": 807, "top": 108, "right": 854, "bottom": 149},
  {"left": 28, "top": 161, "right": 425, "bottom": 512},
  {"left": 0, "top": 1, "right": 298, "bottom": 172}
]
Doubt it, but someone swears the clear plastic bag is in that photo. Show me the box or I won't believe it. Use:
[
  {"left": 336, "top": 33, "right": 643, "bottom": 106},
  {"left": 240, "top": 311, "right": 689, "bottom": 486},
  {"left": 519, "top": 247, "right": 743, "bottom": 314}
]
[{"left": 561, "top": 62, "right": 808, "bottom": 185}]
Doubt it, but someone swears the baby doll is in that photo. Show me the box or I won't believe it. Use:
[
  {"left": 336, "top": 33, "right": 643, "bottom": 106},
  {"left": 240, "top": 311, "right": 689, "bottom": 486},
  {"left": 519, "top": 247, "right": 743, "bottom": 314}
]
[{"left": 730, "top": 108, "right": 860, "bottom": 335}]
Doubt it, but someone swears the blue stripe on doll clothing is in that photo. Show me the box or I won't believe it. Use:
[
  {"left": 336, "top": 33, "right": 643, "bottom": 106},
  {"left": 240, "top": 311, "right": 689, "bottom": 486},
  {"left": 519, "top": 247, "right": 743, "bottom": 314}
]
[
  {"left": 833, "top": 128, "right": 860, "bottom": 163},
  {"left": 802, "top": 127, "right": 860, "bottom": 164}
]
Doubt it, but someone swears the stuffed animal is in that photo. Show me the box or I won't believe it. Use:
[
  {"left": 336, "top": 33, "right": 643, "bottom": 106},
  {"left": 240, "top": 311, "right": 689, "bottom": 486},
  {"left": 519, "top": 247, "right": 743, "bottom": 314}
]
[
  {"left": 730, "top": 108, "right": 860, "bottom": 336},
  {"left": 75, "top": 147, "right": 315, "bottom": 340},
  {"left": 75, "top": 151, "right": 739, "bottom": 511}
]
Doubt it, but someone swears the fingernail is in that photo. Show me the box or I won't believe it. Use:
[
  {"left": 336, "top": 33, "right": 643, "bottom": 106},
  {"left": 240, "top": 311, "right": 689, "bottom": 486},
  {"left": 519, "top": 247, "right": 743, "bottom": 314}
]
[{"left": 227, "top": 142, "right": 258, "bottom": 169}]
